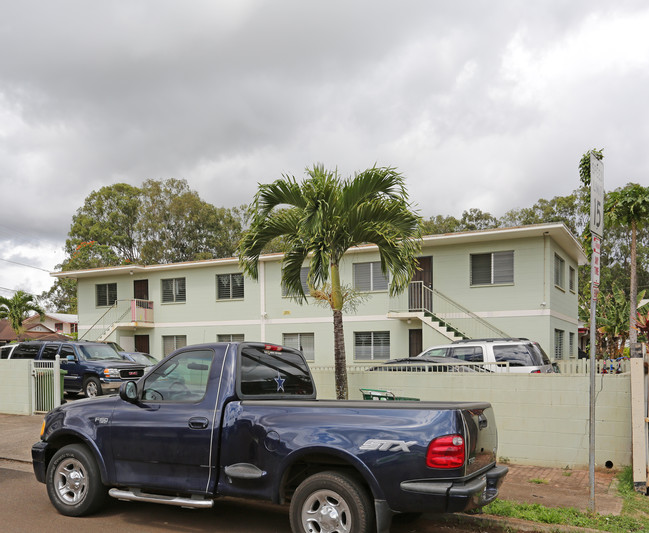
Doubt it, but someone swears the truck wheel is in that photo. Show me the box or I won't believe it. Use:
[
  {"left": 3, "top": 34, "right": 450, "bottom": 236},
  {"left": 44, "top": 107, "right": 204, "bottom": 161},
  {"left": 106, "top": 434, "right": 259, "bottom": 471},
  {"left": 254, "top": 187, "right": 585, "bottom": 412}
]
[
  {"left": 83, "top": 377, "right": 102, "bottom": 398},
  {"left": 46, "top": 444, "right": 106, "bottom": 516},
  {"left": 289, "top": 470, "right": 373, "bottom": 533}
]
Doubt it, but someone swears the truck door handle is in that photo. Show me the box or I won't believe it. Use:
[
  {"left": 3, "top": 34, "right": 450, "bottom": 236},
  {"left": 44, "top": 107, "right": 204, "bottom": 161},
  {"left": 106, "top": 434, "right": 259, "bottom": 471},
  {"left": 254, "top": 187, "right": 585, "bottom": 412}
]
[{"left": 188, "top": 417, "right": 209, "bottom": 429}]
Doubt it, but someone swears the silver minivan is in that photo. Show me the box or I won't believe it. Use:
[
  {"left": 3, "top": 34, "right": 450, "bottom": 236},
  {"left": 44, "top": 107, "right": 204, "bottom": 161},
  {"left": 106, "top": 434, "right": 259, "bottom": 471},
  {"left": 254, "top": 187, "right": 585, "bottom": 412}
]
[{"left": 416, "top": 338, "right": 556, "bottom": 373}]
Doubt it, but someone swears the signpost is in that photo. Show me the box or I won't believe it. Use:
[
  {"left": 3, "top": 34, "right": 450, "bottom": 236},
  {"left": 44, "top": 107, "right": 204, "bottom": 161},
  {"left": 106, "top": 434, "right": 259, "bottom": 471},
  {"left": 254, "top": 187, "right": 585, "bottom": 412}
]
[{"left": 589, "top": 154, "right": 604, "bottom": 511}]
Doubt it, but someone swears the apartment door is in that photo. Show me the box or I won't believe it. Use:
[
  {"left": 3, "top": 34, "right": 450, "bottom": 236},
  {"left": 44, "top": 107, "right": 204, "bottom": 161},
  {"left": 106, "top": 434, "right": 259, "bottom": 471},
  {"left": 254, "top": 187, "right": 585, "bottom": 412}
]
[
  {"left": 409, "top": 329, "right": 422, "bottom": 357},
  {"left": 409, "top": 256, "right": 433, "bottom": 311},
  {"left": 134, "top": 279, "right": 149, "bottom": 300},
  {"left": 135, "top": 335, "right": 150, "bottom": 354}
]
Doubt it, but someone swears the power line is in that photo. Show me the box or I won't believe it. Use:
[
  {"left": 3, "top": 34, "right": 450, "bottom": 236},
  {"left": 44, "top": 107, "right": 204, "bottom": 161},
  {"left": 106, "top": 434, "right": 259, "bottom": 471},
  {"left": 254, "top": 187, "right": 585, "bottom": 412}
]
[{"left": 0, "top": 257, "right": 52, "bottom": 272}]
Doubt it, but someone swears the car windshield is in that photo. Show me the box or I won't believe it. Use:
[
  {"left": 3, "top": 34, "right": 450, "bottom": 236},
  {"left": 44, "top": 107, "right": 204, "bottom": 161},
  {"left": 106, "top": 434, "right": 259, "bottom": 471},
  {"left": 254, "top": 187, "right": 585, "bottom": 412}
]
[
  {"left": 79, "top": 344, "right": 122, "bottom": 360},
  {"left": 492, "top": 345, "right": 538, "bottom": 367},
  {"left": 129, "top": 353, "right": 158, "bottom": 366},
  {"left": 418, "top": 347, "right": 449, "bottom": 358}
]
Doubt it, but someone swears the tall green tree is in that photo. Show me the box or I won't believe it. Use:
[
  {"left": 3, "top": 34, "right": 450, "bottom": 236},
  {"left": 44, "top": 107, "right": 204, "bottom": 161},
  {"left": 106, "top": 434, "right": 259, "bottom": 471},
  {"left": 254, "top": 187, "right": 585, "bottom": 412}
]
[
  {"left": 238, "top": 165, "right": 422, "bottom": 399},
  {"left": 0, "top": 291, "right": 45, "bottom": 336},
  {"left": 605, "top": 183, "right": 649, "bottom": 345}
]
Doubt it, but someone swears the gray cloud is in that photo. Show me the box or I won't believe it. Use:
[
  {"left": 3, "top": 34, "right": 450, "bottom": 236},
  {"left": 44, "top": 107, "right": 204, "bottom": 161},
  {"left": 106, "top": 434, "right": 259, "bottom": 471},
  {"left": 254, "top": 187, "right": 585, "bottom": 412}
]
[{"left": 1, "top": 0, "right": 648, "bottom": 294}]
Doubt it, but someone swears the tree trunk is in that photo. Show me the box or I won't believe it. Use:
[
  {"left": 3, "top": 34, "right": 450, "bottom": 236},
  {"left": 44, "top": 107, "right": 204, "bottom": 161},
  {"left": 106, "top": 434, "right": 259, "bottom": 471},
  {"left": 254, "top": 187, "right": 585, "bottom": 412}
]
[
  {"left": 629, "top": 220, "right": 638, "bottom": 345},
  {"left": 333, "top": 309, "right": 348, "bottom": 400}
]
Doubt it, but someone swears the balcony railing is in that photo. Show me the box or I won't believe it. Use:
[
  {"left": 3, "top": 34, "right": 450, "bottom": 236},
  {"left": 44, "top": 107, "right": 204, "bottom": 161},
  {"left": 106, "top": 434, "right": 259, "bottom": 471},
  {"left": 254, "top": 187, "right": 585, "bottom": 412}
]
[{"left": 80, "top": 299, "right": 154, "bottom": 341}]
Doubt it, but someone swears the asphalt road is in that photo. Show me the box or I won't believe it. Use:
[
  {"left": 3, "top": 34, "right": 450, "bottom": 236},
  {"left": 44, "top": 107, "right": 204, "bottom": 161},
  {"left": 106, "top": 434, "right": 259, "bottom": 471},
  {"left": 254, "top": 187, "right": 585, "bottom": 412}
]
[{"left": 0, "top": 465, "right": 498, "bottom": 533}]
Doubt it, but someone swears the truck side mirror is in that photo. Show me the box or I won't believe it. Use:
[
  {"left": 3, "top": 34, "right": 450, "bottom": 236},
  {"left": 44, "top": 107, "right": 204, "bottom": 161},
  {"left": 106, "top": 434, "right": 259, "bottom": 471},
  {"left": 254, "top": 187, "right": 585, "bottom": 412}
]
[
  {"left": 120, "top": 381, "right": 138, "bottom": 403},
  {"left": 66, "top": 355, "right": 76, "bottom": 362}
]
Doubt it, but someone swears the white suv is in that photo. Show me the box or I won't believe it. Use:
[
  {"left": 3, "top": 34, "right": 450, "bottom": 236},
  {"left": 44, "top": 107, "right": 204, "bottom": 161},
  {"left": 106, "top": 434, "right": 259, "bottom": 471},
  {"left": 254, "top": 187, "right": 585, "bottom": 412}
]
[{"left": 416, "top": 338, "right": 556, "bottom": 373}]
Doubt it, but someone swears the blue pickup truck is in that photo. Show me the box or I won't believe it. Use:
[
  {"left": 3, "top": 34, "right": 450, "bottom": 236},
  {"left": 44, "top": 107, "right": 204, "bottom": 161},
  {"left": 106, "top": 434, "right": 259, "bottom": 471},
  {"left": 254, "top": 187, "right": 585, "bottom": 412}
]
[{"left": 32, "top": 341, "right": 507, "bottom": 533}]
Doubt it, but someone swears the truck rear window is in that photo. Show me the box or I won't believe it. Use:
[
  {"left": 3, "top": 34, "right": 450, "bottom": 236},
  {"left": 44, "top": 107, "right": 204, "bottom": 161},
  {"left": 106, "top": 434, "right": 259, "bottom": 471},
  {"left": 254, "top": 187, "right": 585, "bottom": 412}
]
[{"left": 239, "top": 345, "right": 315, "bottom": 398}]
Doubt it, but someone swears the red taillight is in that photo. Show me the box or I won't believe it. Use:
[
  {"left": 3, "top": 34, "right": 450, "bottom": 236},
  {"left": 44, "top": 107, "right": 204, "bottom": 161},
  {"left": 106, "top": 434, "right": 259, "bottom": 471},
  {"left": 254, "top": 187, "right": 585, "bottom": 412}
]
[
  {"left": 530, "top": 369, "right": 541, "bottom": 373},
  {"left": 264, "top": 344, "right": 282, "bottom": 352},
  {"left": 426, "top": 434, "right": 465, "bottom": 469}
]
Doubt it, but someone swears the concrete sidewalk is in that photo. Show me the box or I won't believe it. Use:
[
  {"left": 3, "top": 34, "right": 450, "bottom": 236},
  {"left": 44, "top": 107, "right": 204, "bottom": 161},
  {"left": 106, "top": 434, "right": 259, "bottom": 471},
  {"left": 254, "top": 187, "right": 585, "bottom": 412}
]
[{"left": 0, "top": 412, "right": 624, "bottom": 517}]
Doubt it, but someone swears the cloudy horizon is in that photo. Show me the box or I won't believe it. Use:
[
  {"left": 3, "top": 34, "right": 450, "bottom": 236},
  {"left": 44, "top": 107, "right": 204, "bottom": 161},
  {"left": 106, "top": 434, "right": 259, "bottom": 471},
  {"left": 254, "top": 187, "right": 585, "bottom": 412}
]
[{"left": 1, "top": 1, "right": 648, "bottom": 298}]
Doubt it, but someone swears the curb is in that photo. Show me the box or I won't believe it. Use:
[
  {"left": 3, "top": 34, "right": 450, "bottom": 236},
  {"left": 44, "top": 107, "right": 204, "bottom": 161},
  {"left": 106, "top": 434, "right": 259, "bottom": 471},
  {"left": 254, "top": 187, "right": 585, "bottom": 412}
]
[{"left": 429, "top": 512, "right": 607, "bottom": 533}]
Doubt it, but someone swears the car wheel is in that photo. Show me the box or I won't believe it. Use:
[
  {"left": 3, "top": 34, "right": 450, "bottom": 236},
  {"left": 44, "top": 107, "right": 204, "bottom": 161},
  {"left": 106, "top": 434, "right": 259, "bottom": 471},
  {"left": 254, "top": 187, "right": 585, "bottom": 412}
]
[
  {"left": 289, "top": 470, "right": 373, "bottom": 533},
  {"left": 83, "top": 377, "right": 102, "bottom": 398},
  {"left": 46, "top": 444, "right": 107, "bottom": 516}
]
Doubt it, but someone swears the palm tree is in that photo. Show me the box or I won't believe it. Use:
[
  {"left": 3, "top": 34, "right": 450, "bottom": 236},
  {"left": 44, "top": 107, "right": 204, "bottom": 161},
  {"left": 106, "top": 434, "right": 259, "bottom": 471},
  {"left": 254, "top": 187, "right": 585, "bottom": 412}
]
[
  {"left": 238, "top": 164, "right": 422, "bottom": 399},
  {"left": 605, "top": 183, "right": 649, "bottom": 345},
  {"left": 0, "top": 290, "right": 46, "bottom": 336}
]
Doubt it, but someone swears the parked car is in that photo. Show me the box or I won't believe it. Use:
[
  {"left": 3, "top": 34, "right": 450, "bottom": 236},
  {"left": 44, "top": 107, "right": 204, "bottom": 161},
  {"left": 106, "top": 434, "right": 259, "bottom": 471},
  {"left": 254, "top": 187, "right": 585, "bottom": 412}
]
[
  {"left": 5, "top": 340, "right": 146, "bottom": 396},
  {"left": 120, "top": 351, "right": 158, "bottom": 370},
  {"left": 370, "top": 355, "right": 488, "bottom": 372},
  {"left": 0, "top": 343, "right": 17, "bottom": 359},
  {"left": 416, "top": 338, "right": 555, "bottom": 373}
]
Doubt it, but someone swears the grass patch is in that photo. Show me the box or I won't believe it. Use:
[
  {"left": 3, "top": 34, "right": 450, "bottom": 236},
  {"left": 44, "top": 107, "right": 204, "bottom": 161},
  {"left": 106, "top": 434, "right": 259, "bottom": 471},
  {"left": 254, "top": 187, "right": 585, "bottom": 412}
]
[
  {"left": 483, "top": 466, "right": 649, "bottom": 532},
  {"left": 529, "top": 478, "right": 549, "bottom": 485}
]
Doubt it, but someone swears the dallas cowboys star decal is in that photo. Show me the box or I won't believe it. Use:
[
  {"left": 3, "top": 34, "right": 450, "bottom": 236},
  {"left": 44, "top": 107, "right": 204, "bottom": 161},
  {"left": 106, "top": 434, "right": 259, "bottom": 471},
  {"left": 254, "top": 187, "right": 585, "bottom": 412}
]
[{"left": 274, "top": 372, "right": 286, "bottom": 392}]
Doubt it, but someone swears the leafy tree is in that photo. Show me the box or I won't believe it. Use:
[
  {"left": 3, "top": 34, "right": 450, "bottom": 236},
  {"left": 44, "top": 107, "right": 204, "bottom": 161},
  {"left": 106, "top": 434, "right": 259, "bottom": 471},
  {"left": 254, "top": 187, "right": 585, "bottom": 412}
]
[
  {"left": 421, "top": 214, "right": 461, "bottom": 235},
  {"left": 0, "top": 291, "right": 45, "bottom": 336},
  {"left": 501, "top": 194, "right": 583, "bottom": 235},
  {"left": 238, "top": 165, "right": 422, "bottom": 399},
  {"left": 605, "top": 183, "right": 649, "bottom": 345},
  {"left": 459, "top": 208, "right": 499, "bottom": 231},
  {"left": 66, "top": 183, "right": 142, "bottom": 263},
  {"left": 138, "top": 179, "right": 244, "bottom": 264}
]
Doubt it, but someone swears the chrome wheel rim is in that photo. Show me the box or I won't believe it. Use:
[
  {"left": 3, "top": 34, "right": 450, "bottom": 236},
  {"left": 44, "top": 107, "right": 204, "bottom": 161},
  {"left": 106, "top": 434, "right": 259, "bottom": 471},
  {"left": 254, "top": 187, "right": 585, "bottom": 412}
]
[
  {"left": 85, "top": 381, "right": 98, "bottom": 397},
  {"left": 54, "top": 457, "right": 88, "bottom": 505},
  {"left": 301, "top": 489, "right": 351, "bottom": 533}
]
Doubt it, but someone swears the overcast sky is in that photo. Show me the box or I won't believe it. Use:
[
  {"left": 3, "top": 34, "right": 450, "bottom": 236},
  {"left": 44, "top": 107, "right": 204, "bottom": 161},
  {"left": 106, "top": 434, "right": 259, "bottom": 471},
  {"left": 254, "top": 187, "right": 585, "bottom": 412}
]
[{"left": 1, "top": 0, "right": 648, "bottom": 299}]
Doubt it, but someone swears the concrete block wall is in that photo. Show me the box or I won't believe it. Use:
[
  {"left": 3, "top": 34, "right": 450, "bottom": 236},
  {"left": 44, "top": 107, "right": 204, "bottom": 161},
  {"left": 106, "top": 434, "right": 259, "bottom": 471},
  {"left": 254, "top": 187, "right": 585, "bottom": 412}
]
[
  {"left": 311, "top": 367, "right": 631, "bottom": 469},
  {"left": 0, "top": 360, "right": 32, "bottom": 415}
]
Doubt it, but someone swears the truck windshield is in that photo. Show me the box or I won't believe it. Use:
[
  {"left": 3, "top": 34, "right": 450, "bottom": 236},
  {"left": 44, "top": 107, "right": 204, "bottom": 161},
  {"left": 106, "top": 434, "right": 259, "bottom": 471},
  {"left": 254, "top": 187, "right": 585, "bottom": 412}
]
[
  {"left": 239, "top": 345, "right": 315, "bottom": 397},
  {"left": 79, "top": 344, "right": 122, "bottom": 360}
]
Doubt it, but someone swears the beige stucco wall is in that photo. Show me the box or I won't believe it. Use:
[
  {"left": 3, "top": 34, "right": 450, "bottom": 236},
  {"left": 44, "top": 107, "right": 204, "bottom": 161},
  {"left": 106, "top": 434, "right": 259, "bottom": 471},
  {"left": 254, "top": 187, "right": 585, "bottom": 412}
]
[
  {"left": 311, "top": 368, "right": 632, "bottom": 469},
  {"left": 0, "top": 360, "right": 32, "bottom": 415}
]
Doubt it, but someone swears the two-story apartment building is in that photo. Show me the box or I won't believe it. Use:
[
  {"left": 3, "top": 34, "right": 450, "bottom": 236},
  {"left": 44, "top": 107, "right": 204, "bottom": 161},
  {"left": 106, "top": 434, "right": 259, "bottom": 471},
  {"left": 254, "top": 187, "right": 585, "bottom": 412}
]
[{"left": 53, "top": 223, "right": 587, "bottom": 364}]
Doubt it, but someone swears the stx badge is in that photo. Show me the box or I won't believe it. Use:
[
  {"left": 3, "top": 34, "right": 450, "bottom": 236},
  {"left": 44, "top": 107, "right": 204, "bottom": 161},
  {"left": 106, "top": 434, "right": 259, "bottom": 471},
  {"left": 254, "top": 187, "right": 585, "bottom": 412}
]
[{"left": 360, "top": 439, "right": 417, "bottom": 452}]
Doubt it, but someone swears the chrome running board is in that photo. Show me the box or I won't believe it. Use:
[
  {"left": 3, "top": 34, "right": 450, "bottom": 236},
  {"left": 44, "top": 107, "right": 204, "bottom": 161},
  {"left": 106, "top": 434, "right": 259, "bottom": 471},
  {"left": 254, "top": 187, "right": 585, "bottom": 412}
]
[{"left": 109, "top": 488, "right": 214, "bottom": 509}]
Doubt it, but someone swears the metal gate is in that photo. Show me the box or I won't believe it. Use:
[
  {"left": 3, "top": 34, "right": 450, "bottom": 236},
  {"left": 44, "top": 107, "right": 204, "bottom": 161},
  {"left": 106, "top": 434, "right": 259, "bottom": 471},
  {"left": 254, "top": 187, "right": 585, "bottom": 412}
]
[{"left": 31, "top": 358, "right": 62, "bottom": 414}]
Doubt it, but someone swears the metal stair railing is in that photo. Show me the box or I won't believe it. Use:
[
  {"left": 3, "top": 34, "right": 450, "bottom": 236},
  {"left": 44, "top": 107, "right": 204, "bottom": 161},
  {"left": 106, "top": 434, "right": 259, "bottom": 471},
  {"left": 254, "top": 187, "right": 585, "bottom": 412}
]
[
  {"left": 408, "top": 281, "right": 510, "bottom": 340},
  {"left": 80, "top": 300, "right": 132, "bottom": 341}
]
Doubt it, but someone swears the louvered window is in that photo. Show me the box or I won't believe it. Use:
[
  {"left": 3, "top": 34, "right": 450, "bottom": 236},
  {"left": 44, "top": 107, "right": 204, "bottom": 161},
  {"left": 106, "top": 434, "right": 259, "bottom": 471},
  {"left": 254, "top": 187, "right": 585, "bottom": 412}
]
[
  {"left": 162, "top": 335, "right": 187, "bottom": 357},
  {"left": 96, "top": 283, "right": 117, "bottom": 307},
  {"left": 283, "top": 333, "right": 315, "bottom": 361},
  {"left": 470, "top": 251, "right": 514, "bottom": 286},
  {"left": 353, "top": 262, "right": 388, "bottom": 291},
  {"left": 554, "top": 254, "right": 565, "bottom": 289},
  {"left": 569, "top": 266, "right": 576, "bottom": 292},
  {"left": 282, "top": 267, "right": 310, "bottom": 297},
  {"left": 217, "top": 334, "right": 245, "bottom": 343},
  {"left": 354, "top": 331, "right": 390, "bottom": 360},
  {"left": 554, "top": 329, "right": 564, "bottom": 360},
  {"left": 217, "top": 273, "right": 245, "bottom": 300},
  {"left": 161, "top": 278, "right": 186, "bottom": 303}
]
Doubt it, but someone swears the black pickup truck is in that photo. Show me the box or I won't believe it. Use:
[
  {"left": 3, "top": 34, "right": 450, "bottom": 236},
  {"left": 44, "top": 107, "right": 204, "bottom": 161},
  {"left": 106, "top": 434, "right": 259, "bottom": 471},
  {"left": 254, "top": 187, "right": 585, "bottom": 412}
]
[{"left": 33, "top": 341, "right": 507, "bottom": 533}]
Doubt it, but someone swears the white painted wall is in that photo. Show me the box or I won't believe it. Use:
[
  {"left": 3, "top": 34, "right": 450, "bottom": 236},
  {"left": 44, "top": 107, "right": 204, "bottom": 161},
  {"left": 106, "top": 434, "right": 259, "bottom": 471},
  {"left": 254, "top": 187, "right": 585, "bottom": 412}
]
[{"left": 0, "top": 361, "right": 32, "bottom": 415}]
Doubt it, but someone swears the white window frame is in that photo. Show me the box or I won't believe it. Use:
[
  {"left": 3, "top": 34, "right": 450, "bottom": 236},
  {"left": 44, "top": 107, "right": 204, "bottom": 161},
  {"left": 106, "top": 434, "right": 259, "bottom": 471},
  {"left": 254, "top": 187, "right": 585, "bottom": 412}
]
[
  {"left": 217, "top": 333, "right": 245, "bottom": 343},
  {"left": 353, "top": 262, "right": 389, "bottom": 292},
  {"left": 96, "top": 283, "right": 117, "bottom": 307},
  {"left": 217, "top": 273, "right": 245, "bottom": 300},
  {"left": 470, "top": 251, "right": 514, "bottom": 286},
  {"left": 554, "top": 329, "right": 564, "bottom": 360},
  {"left": 161, "top": 278, "right": 186, "bottom": 303},
  {"left": 162, "top": 335, "right": 187, "bottom": 357},
  {"left": 569, "top": 266, "right": 576, "bottom": 293},
  {"left": 354, "top": 331, "right": 390, "bottom": 361},
  {"left": 283, "top": 333, "right": 315, "bottom": 361},
  {"left": 554, "top": 254, "right": 565, "bottom": 290}
]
